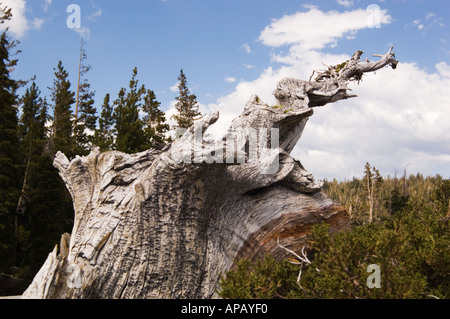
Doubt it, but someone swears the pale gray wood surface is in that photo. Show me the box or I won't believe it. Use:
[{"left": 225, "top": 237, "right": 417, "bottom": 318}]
[{"left": 22, "top": 48, "right": 397, "bottom": 299}]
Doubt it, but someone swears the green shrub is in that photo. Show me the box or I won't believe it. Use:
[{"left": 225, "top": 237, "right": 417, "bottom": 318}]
[
  {"left": 219, "top": 255, "right": 300, "bottom": 299},
  {"left": 219, "top": 191, "right": 449, "bottom": 299}
]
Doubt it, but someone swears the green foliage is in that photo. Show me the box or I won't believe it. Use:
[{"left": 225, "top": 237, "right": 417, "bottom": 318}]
[
  {"left": 113, "top": 67, "right": 147, "bottom": 154},
  {"left": 322, "top": 166, "right": 445, "bottom": 225},
  {"left": 219, "top": 171, "right": 450, "bottom": 299},
  {"left": 19, "top": 83, "right": 48, "bottom": 152},
  {"left": 219, "top": 255, "right": 300, "bottom": 299},
  {"left": 0, "top": 3, "right": 173, "bottom": 290},
  {"left": 0, "top": 30, "right": 21, "bottom": 272},
  {"left": 0, "top": 4, "right": 446, "bottom": 299},
  {"left": 73, "top": 41, "right": 97, "bottom": 156},
  {"left": 16, "top": 82, "right": 48, "bottom": 221},
  {"left": 142, "top": 89, "right": 170, "bottom": 148},
  {"left": 49, "top": 60, "right": 75, "bottom": 158},
  {"left": 106, "top": 68, "right": 171, "bottom": 153},
  {"left": 0, "top": 3, "right": 12, "bottom": 23},
  {"left": 335, "top": 61, "right": 347, "bottom": 73},
  {"left": 171, "top": 69, "right": 202, "bottom": 130},
  {"left": 94, "top": 93, "right": 115, "bottom": 152},
  {"left": 294, "top": 219, "right": 436, "bottom": 299},
  {"left": 13, "top": 81, "right": 74, "bottom": 279},
  {"left": 362, "top": 162, "right": 383, "bottom": 223},
  {"left": 17, "top": 154, "right": 74, "bottom": 275}
]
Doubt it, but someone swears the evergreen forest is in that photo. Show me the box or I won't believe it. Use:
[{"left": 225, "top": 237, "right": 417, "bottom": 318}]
[
  {"left": 0, "top": 5, "right": 200, "bottom": 295},
  {"left": 0, "top": 4, "right": 448, "bottom": 299}
]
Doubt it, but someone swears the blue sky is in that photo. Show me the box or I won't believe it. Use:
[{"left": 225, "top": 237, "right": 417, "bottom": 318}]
[{"left": 2, "top": 0, "right": 450, "bottom": 180}]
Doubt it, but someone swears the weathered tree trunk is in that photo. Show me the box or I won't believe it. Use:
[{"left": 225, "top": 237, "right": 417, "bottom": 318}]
[{"left": 22, "top": 48, "right": 398, "bottom": 299}]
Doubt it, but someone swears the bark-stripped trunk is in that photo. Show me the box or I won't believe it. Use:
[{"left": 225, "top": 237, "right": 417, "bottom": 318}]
[{"left": 22, "top": 48, "right": 398, "bottom": 299}]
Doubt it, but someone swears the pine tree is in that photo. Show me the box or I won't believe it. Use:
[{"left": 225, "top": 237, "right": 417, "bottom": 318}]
[
  {"left": 0, "top": 3, "right": 11, "bottom": 22},
  {"left": 113, "top": 67, "right": 146, "bottom": 153},
  {"left": 94, "top": 93, "right": 115, "bottom": 152},
  {"left": 15, "top": 83, "right": 48, "bottom": 271},
  {"left": 171, "top": 69, "right": 201, "bottom": 131},
  {"left": 17, "top": 84, "right": 75, "bottom": 276},
  {"left": 23, "top": 153, "right": 74, "bottom": 275},
  {"left": 0, "top": 17, "right": 21, "bottom": 271},
  {"left": 363, "top": 163, "right": 383, "bottom": 223},
  {"left": 49, "top": 61, "right": 75, "bottom": 159},
  {"left": 142, "top": 89, "right": 170, "bottom": 149},
  {"left": 74, "top": 40, "right": 97, "bottom": 156},
  {"left": 16, "top": 83, "right": 47, "bottom": 224},
  {"left": 16, "top": 83, "right": 75, "bottom": 276}
]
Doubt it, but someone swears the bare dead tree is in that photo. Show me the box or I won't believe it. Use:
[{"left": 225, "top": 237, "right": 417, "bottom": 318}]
[
  {"left": 22, "top": 48, "right": 398, "bottom": 299},
  {"left": 277, "top": 237, "right": 312, "bottom": 293}
]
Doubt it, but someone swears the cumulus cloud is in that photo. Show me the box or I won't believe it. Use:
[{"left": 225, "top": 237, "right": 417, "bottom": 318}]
[
  {"left": 297, "top": 60, "right": 450, "bottom": 179},
  {"left": 0, "top": 0, "right": 49, "bottom": 37},
  {"left": 0, "top": 0, "right": 29, "bottom": 38},
  {"left": 200, "top": 6, "right": 450, "bottom": 180},
  {"left": 259, "top": 6, "right": 392, "bottom": 51}
]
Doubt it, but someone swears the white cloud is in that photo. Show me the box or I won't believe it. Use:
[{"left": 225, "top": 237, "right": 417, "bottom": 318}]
[
  {"left": 243, "top": 64, "right": 255, "bottom": 69},
  {"left": 259, "top": 7, "right": 392, "bottom": 51},
  {"left": 73, "top": 26, "right": 91, "bottom": 39},
  {"left": 32, "top": 18, "right": 45, "bottom": 30},
  {"left": 436, "top": 62, "right": 450, "bottom": 78},
  {"left": 224, "top": 77, "right": 236, "bottom": 83},
  {"left": 69, "top": 3, "right": 103, "bottom": 38},
  {"left": 0, "top": 0, "right": 50, "bottom": 37},
  {"left": 86, "top": 4, "right": 102, "bottom": 21},
  {"left": 297, "top": 61, "right": 450, "bottom": 179},
  {"left": 410, "top": 13, "right": 444, "bottom": 33},
  {"left": 242, "top": 43, "right": 251, "bottom": 54},
  {"left": 0, "top": 0, "right": 29, "bottom": 38},
  {"left": 43, "top": 0, "right": 52, "bottom": 12},
  {"left": 413, "top": 19, "right": 424, "bottom": 30},
  {"left": 170, "top": 82, "right": 179, "bottom": 93},
  {"left": 336, "top": 0, "right": 354, "bottom": 8},
  {"left": 202, "top": 7, "right": 450, "bottom": 180}
]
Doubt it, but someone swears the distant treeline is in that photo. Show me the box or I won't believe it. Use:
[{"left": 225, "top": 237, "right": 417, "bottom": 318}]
[
  {"left": 323, "top": 163, "right": 449, "bottom": 225},
  {"left": 219, "top": 163, "right": 450, "bottom": 299}
]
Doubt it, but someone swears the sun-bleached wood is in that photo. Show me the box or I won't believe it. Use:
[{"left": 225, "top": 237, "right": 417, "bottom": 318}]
[{"left": 22, "top": 48, "right": 398, "bottom": 299}]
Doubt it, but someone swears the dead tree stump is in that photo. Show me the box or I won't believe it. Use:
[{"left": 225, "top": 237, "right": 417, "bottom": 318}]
[{"left": 22, "top": 48, "right": 398, "bottom": 299}]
